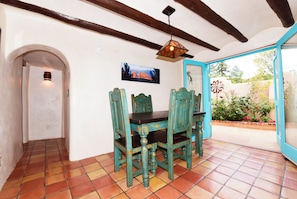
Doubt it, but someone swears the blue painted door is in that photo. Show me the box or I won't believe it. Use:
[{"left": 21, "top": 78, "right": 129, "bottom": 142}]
[
  {"left": 275, "top": 23, "right": 297, "bottom": 165},
  {"left": 272, "top": 55, "right": 281, "bottom": 145},
  {"left": 183, "top": 59, "right": 211, "bottom": 139}
]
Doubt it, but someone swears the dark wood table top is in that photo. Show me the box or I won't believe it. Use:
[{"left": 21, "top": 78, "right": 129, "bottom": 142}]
[{"left": 129, "top": 110, "right": 205, "bottom": 125}]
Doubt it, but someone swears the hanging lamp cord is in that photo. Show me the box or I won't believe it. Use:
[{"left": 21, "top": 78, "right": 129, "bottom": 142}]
[{"left": 168, "top": 15, "right": 173, "bottom": 40}]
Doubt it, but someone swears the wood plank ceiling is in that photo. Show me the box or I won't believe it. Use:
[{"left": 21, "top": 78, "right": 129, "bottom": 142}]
[{"left": 0, "top": 0, "right": 296, "bottom": 61}]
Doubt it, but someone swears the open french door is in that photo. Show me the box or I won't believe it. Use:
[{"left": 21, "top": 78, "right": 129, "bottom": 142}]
[
  {"left": 273, "top": 55, "right": 281, "bottom": 145},
  {"left": 275, "top": 23, "right": 297, "bottom": 165},
  {"left": 183, "top": 59, "right": 212, "bottom": 139}
]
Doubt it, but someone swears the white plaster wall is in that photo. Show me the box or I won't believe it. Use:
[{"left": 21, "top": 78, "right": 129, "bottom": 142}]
[
  {"left": 210, "top": 77, "right": 235, "bottom": 99},
  {"left": 0, "top": 53, "right": 23, "bottom": 190},
  {"left": 1, "top": 3, "right": 183, "bottom": 179},
  {"left": 22, "top": 66, "right": 29, "bottom": 143},
  {"left": 63, "top": 67, "right": 70, "bottom": 153},
  {"left": 28, "top": 66, "right": 62, "bottom": 140},
  {"left": 210, "top": 77, "right": 274, "bottom": 98},
  {"left": 0, "top": 6, "right": 23, "bottom": 190},
  {"left": 68, "top": 34, "right": 183, "bottom": 161}
]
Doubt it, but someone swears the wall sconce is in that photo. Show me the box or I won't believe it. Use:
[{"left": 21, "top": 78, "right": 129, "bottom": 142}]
[{"left": 43, "top": 71, "right": 52, "bottom": 81}]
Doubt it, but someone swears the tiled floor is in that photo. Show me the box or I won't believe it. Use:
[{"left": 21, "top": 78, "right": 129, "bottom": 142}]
[{"left": 0, "top": 139, "right": 297, "bottom": 199}]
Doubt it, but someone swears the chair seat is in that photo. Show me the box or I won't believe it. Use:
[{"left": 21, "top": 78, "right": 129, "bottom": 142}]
[
  {"left": 147, "top": 130, "right": 166, "bottom": 143},
  {"left": 148, "top": 130, "right": 189, "bottom": 144},
  {"left": 117, "top": 130, "right": 165, "bottom": 148}
]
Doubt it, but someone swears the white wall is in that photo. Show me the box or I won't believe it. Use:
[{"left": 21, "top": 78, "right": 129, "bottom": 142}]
[
  {"left": 0, "top": 5, "right": 184, "bottom": 191},
  {"left": 28, "top": 66, "right": 62, "bottom": 140},
  {"left": 22, "top": 66, "right": 29, "bottom": 143},
  {"left": 210, "top": 77, "right": 274, "bottom": 99},
  {"left": 0, "top": 5, "right": 24, "bottom": 190},
  {"left": 67, "top": 33, "right": 183, "bottom": 161}
]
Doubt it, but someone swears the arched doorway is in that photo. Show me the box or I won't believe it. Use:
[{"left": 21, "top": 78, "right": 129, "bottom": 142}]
[{"left": 8, "top": 44, "right": 70, "bottom": 149}]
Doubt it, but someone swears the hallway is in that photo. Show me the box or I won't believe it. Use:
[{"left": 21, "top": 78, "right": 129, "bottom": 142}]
[{"left": 0, "top": 138, "right": 296, "bottom": 199}]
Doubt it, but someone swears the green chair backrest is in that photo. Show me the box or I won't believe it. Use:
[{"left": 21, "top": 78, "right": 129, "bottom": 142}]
[
  {"left": 168, "top": 87, "right": 194, "bottom": 136},
  {"left": 109, "top": 88, "right": 132, "bottom": 150},
  {"left": 193, "top": 93, "right": 201, "bottom": 112},
  {"left": 131, "top": 93, "right": 153, "bottom": 113}
]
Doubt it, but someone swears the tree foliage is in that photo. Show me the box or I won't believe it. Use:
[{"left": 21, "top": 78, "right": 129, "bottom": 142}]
[
  {"left": 251, "top": 49, "right": 274, "bottom": 80},
  {"left": 209, "top": 49, "right": 275, "bottom": 83},
  {"left": 229, "top": 65, "right": 244, "bottom": 83},
  {"left": 209, "top": 62, "right": 230, "bottom": 78}
]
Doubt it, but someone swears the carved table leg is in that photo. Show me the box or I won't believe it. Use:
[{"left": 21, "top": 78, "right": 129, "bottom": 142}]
[
  {"left": 140, "top": 126, "right": 149, "bottom": 187},
  {"left": 197, "top": 120, "right": 203, "bottom": 157}
]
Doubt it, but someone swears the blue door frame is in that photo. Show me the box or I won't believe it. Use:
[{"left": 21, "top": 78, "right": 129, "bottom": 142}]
[
  {"left": 183, "top": 59, "right": 212, "bottom": 139},
  {"left": 272, "top": 55, "right": 281, "bottom": 145},
  {"left": 183, "top": 23, "right": 297, "bottom": 166},
  {"left": 275, "top": 22, "right": 297, "bottom": 165}
]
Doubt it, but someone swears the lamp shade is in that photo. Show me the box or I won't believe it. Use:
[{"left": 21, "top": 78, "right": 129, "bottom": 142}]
[
  {"left": 157, "top": 39, "right": 188, "bottom": 58},
  {"left": 43, "top": 71, "right": 52, "bottom": 81}
]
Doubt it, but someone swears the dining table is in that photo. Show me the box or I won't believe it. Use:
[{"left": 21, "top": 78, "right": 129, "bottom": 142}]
[{"left": 129, "top": 110, "right": 205, "bottom": 187}]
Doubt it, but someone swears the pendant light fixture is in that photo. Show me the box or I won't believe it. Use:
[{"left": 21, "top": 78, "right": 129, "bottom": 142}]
[{"left": 157, "top": 6, "right": 188, "bottom": 58}]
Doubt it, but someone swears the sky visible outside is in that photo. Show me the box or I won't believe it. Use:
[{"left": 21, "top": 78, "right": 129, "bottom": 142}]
[
  {"left": 225, "top": 53, "right": 258, "bottom": 79},
  {"left": 282, "top": 48, "right": 297, "bottom": 70},
  {"left": 225, "top": 48, "right": 297, "bottom": 78}
]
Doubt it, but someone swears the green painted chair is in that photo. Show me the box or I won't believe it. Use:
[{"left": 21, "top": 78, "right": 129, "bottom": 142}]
[
  {"left": 155, "top": 87, "right": 195, "bottom": 180},
  {"left": 109, "top": 88, "right": 157, "bottom": 187},
  {"left": 131, "top": 93, "right": 153, "bottom": 113},
  {"left": 193, "top": 93, "right": 202, "bottom": 154}
]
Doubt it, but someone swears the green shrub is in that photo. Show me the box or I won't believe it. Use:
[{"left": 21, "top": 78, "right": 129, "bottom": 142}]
[
  {"left": 225, "top": 95, "right": 247, "bottom": 121},
  {"left": 212, "top": 93, "right": 274, "bottom": 122},
  {"left": 212, "top": 94, "right": 248, "bottom": 121},
  {"left": 212, "top": 98, "right": 227, "bottom": 120},
  {"left": 247, "top": 100, "right": 274, "bottom": 122}
]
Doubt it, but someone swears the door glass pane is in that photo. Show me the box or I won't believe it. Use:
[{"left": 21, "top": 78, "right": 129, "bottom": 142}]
[
  {"left": 282, "top": 47, "right": 297, "bottom": 148},
  {"left": 187, "top": 65, "right": 203, "bottom": 111}
]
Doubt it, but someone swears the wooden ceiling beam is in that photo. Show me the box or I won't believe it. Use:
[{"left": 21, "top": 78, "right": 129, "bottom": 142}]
[
  {"left": 174, "top": 0, "right": 248, "bottom": 43},
  {"left": 84, "top": 0, "right": 219, "bottom": 51},
  {"left": 266, "top": 0, "right": 295, "bottom": 27},
  {"left": 0, "top": 0, "right": 194, "bottom": 57}
]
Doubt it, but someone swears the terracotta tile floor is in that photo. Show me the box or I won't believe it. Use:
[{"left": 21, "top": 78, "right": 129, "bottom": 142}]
[{"left": 1, "top": 138, "right": 297, "bottom": 199}]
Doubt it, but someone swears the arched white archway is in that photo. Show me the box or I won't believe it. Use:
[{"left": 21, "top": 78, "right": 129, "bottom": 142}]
[{"left": 7, "top": 44, "right": 70, "bottom": 150}]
